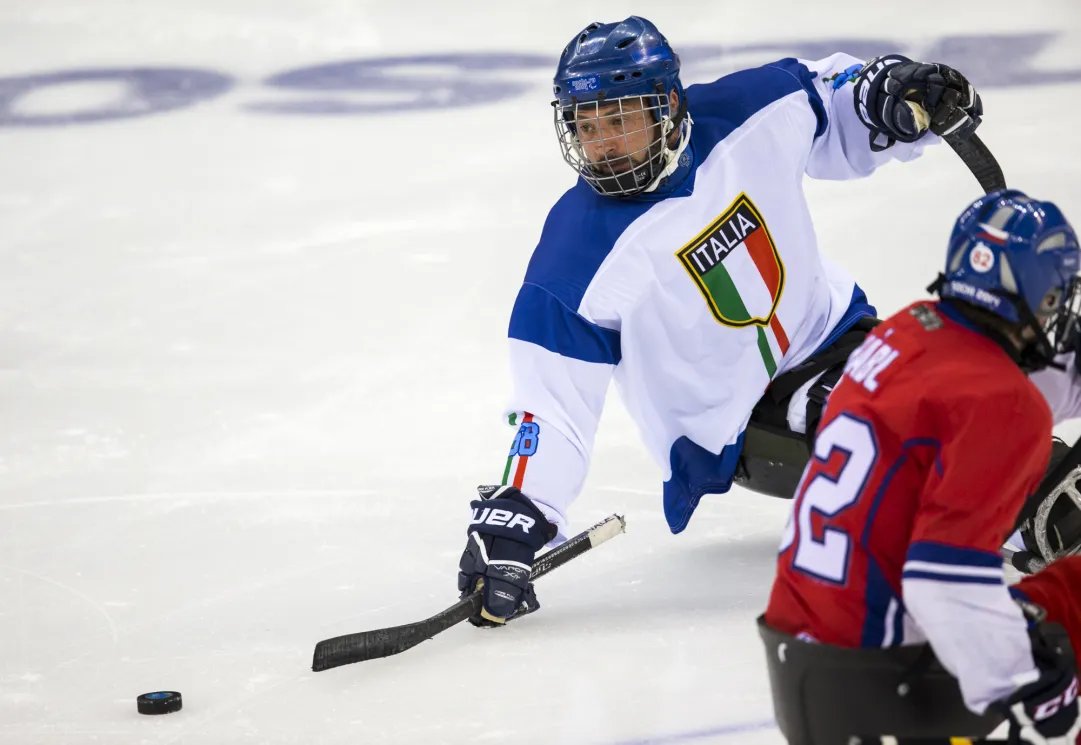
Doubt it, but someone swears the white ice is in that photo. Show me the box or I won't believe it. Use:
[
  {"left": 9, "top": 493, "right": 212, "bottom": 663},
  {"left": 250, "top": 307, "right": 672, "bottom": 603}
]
[{"left": 1, "top": 1, "right": 1080, "bottom": 743}]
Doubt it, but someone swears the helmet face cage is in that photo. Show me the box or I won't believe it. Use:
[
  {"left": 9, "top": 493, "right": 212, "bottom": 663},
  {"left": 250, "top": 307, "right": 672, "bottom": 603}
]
[
  {"left": 986, "top": 268, "right": 1081, "bottom": 371},
  {"left": 554, "top": 91, "right": 674, "bottom": 197},
  {"left": 1015, "top": 226, "right": 1081, "bottom": 361},
  {"left": 1042, "top": 274, "right": 1081, "bottom": 356}
]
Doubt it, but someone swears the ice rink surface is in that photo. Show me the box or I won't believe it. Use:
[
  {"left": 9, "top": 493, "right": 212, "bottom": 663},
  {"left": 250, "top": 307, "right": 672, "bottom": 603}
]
[{"left": 1, "top": 1, "right": 1080, "bottom": 742}]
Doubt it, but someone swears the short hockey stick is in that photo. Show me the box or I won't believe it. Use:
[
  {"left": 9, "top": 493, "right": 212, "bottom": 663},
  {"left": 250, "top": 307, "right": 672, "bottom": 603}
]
[
  {"left": 945, "top": 132, "right": 1006, "bottom": 195},
  {"left": 906, "top": 99, "right": 1005, "bottom": 196},
  {"left": 311, "top": 513, "right": 626, "bottom": 671}
]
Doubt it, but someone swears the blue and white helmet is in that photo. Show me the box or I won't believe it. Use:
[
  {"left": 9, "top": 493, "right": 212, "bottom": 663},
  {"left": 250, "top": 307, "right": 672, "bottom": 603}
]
[
  {"left": 937, "top": 189, "right": 1081, "bottom": 368},
  {"left": 552, "top": 17, "right": 691, "bottom": 197}
]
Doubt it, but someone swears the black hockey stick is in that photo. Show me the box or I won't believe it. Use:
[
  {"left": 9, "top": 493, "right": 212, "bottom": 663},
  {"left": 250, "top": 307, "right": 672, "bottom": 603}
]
[
  {"left": 311, "top": 513, "right": 626, "bottom": 671},
  {"left": 907, "top": 99, "right": 1004, "bottom": 195},
  {"left": 945, "top": 132, "right": 1006, "bottom": 195}
]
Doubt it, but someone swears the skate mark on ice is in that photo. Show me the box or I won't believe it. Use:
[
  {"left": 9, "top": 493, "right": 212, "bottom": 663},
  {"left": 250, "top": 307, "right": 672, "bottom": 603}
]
[
  {"left": 0, "top": 563, "right": 119, "bottom": 644},
  {"left": 607, "top": 718, "right": 776, "bottom": 745}
]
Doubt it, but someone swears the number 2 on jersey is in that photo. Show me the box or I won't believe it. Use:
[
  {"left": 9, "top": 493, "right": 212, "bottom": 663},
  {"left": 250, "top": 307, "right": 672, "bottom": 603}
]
[{"left": 779, "top": 414, "right": 879, "bottom": 585}]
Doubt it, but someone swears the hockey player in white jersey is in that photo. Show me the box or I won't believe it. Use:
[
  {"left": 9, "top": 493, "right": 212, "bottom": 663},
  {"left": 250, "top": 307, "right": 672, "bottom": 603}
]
[{"left": 457, "top": 16, "right": 986, "bottom": 625}]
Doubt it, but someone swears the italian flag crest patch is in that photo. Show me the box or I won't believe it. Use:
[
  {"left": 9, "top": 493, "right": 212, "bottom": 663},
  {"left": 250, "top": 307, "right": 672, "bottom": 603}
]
[{"left": 676, "top": 192, "right": 789, "bottom": 377}]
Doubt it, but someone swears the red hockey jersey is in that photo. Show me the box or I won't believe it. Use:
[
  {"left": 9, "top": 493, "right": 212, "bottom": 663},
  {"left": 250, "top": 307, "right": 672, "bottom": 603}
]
[
  {"left": 766, "top": 300, "right": 1052, "bottom": 714},
  {"left": 1017, "top": 556, "right": 1081, "bottom": 666}
]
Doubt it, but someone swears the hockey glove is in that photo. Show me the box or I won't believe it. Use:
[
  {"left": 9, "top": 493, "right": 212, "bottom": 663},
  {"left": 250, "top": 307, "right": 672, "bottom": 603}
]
[
  {"left": 853, "top": 55, "right": 982, "bottom": 149},
  {"left": 457, "top": 485, "right": 556, "bottom": 627},
  {"left": 993, "top": 626, "right": 1080, "bottom": 745}
]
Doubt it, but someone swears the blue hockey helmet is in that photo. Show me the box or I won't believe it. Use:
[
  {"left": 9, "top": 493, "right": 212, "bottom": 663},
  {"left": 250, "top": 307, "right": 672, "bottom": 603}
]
[
  {"left": 936, "top": 189, "right": 1081, "bottom": 368},
  {"left": 552, "top": 17, "right": 691, "bottom": 197}
]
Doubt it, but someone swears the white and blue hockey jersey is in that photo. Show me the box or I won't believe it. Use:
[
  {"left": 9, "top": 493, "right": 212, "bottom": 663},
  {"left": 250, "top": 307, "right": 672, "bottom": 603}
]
[{"left": 501, "top": 54, "right": 936, "bottom": 538}]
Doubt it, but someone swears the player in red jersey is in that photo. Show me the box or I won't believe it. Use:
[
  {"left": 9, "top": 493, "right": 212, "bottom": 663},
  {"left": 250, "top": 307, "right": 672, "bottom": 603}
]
[
  {"left": 1017, "top": 557, "right": 1081, "bottom": 667},
  {"left": 761, "top": 189, "right": 1081, "bottom": 745}
]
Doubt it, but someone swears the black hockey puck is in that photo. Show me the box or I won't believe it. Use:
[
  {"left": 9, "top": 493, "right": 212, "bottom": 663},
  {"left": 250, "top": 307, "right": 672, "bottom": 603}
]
[{"left": 137, "top": 691, "right": 182, "bottom": 715}]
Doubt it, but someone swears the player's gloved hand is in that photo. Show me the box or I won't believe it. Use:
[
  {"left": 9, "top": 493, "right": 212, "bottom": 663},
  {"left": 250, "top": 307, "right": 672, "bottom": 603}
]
[
  {"left": 993, "top": 628, "right": 1080, "bottom": 745},
  {"left": 457, "top": 485, "right": 556, "bottom": 627},
  {"left": 853, "top": 55, "right": 982, "bottom": 148}
]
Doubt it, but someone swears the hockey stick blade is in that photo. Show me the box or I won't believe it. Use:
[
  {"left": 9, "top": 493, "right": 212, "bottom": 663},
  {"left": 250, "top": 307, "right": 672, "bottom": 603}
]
[
  {"left": 945, "top": 132, "right": 1006, "bottom": 195},
  {"left": 311, "top": 513, "right": 626, "bottom": 671}
]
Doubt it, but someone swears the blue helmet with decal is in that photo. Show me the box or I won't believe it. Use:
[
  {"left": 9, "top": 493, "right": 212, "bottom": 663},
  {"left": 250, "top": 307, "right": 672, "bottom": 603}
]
[
  {"left": 552, "top": 17, "right": 691, "bottom": 197},
  {"left": 936, "top": 189, "right": 1080, "bottom": 368}
]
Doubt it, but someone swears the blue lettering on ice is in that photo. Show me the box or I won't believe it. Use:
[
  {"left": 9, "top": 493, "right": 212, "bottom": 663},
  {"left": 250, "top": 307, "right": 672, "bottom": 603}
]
[
  {"left": 0, "top": 68, "right": 234, "bottom": 127},
  {"left": 248, "top": 53, "right": 551, "bottom": 115},
  {"left": 0, "top": 33, "right": 1077, "bottom": 127}
]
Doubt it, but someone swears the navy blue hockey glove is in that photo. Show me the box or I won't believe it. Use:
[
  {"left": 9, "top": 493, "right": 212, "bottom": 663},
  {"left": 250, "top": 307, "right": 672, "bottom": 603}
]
[
  {"left": 457, "top": 485, "right": 556, "bottom": 627},
  {"left": 853, "top": 55, "right": 982, "bottom": 150},
  {"left": 993, "top": 626, "right": 1080, "bottom": 745}
]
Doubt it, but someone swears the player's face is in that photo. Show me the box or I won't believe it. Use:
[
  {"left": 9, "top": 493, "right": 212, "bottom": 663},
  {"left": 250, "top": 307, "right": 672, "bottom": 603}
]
[{"left": 574, "top": 90, "right": 677, "bottom": 176}]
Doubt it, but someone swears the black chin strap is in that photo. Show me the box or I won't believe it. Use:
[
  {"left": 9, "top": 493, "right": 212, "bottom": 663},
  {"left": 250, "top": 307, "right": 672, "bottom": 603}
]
[
  {"left": 1012, "top": 298, "right": 1066, "bottom": 373},
  {"left": 668, "top": 90, "right": 688, "bottom": 133}
]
